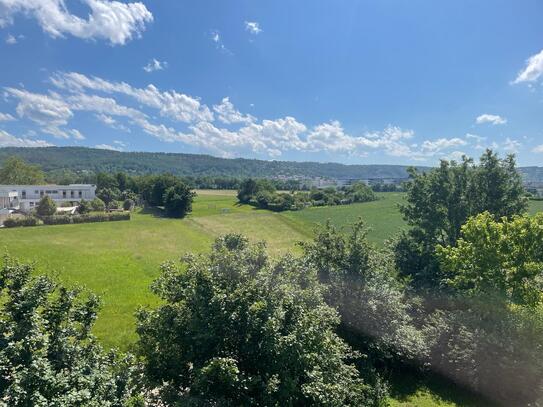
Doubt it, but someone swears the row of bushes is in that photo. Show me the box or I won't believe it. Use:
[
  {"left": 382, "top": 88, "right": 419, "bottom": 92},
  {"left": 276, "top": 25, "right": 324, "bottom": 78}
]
[{"left": 3, "top": 212, "right": 130, "bottom": 228}]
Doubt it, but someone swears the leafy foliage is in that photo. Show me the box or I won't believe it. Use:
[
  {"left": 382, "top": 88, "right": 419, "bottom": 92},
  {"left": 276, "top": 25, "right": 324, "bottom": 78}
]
[
  {"left": 136, "top": 234, "right": 380, "bottom": 406},
  {"left": 0, "top": 156, "right": 45, "bottom": 184},
  {"left": 396, "top": 150, "right": 527, "bottom": 288},
  {"left": 437, "top": 212, "right": 543, "bottom": 307},
  {"left": 0, "top": 256, "right": 137, "bottom": 406},
  {"left": 36, "top": 195, "right": 57, "bottom": 217},
  {"left": 301, "top": 221, "right": 427, "bottom": 366},
  {"left": 163, "top": 182, "right": 195, "bottom": 218}
]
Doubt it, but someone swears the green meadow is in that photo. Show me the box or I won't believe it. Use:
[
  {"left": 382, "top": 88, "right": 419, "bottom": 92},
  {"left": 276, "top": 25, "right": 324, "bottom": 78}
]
[{"left": 1, "top": 191, "right": 540, "bottom": 407}]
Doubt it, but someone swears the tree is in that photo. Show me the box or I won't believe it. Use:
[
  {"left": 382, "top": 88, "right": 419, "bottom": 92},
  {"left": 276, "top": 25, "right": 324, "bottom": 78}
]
[
  {"left": 0, "top": 156, "right": 45, "bottom": 184},
  {"left": 90, "top": 197, "right": 106, "bottom": 212},
  {"left": 300, "top": 220, "right": 427, "bottom": 365},
  {"left": 136, "top": 235, "right": 379, "bottom": 406},
  {"left": 237, "top": 178, "right": 259, "bottom": 203},
  {"left": 437, "top": 212, "right": 543, "bottom": 308},
  {"left": 163, "top": 182, "right": 194, "bottom": 218},
  {"left": 97, "top": 187, "right": 120, "bottom": 205},
  {"left": 395, "top": 150, "right": 528, "bottom": 288},
  {"left": 36, "top": 195, "right": 57, "bottom": 216},
  {"left": 0, "top": 255, "right": 137, "bottom": 405},
  {"left": 123, "top": 199, "right": 135, "bottom": 211}
]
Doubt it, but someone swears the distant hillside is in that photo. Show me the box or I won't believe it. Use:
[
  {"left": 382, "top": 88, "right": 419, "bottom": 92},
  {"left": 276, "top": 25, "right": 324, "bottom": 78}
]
[
  {"left": 0, "top": 147, "right": 426, "bottom": 180},
  {"left": 1, "top": 147, "right": 541, "bottom": 182}
]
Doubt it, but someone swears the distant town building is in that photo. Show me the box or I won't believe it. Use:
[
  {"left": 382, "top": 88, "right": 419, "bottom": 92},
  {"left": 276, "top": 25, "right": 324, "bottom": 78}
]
[{"left": 0, "top": 184, "right": 96, "bottom": 212}]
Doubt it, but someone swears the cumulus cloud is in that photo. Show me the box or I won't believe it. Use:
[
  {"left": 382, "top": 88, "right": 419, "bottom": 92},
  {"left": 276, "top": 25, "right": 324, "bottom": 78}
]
[
  {"left": 513, "top": 49, "right": 543, "bottom": 84},
  {"left": 52, "top": 71, "right": 213, "bottom": 123},
  {"left": 0, "top": 0, "right": 153, "bottom": 45},
  {"left": 532, "top": 145, "right": 543, "bottom": 153},
  {"left": 3, "top": 71, "right": 495, "bottom": 161},
  {"left": 0, "top": 129, "right": 53, "bottom": 147},
  {"left": 4, "top": 87, "right": 77, "bottom": 138},
  {"left": 0, "top": 112, "right": 15, "bottom": 121},
  {"left": 503, "top": 137, "right": 521, "bottom": 153},
  {"left": 213, "top": 97, "right": 255, "bottom": 124},
  {"left": 143, "top": 58, "right": 167, "bottom": 73},
  {"left": 245, "top": 21, "right": 262, "bottom": 35},
  {"left": 476, "top": 114, "right": 507, "bottom": 125}
]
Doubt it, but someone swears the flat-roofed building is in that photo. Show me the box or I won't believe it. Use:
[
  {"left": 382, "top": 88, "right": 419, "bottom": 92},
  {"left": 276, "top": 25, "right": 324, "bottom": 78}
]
[{"left": 0, "top": 184, "right": 96, "bottom": 212}]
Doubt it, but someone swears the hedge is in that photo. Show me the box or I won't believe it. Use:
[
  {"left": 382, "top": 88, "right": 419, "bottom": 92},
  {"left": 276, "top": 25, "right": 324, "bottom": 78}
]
[
  {"left": 3, "top": 212, "right": 131, "bottom": 228},
  {"left": 3, "top": 217, "right": 42, "bottom": 228}
]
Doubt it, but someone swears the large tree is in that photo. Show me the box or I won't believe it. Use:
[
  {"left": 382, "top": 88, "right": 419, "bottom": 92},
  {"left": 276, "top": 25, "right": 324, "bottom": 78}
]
[
  {"left": 0, "top": 156, "right": 45, "bottom": 184},
  {"left": 0, "top": 256, "right": 137, "bottom": 406},
  {"left": 136, "top": 234, "right": 379, "bottom": 406},
  {"left": 163, "top": 182, "right": 195, "bottom": 218},
  {"left": 395, "top": 150, "right": 527, "bottom": 288}
]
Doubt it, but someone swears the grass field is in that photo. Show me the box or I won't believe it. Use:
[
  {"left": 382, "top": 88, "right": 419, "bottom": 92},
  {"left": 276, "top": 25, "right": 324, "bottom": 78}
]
[{"left": 1, "top": 192, "right": 540, "bottom": 407}]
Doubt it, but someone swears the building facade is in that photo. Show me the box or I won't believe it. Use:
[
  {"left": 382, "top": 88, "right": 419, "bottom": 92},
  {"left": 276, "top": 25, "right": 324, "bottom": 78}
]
[{"left": 0, "top": 184, "right": 96, "bottom": 212}]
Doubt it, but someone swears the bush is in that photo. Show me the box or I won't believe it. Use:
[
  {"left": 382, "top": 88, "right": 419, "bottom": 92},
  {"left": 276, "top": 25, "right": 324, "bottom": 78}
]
[
  {"left": 123, "top": 199, "right": 135, "bottom": 211},
  {"left": 3, "top": 216, "right": 41, "bottom": 228},
  {"left": 90, "top": 197, "right": 106, "bottom": 212},
  {"left": 72, "top": 212, "right": 130, "bottom": 224},
  {"left": 78, "top": 199, "right": 92, "bottom": 214},
  {"left": 36, "top": 195, "right": 57, "bottom": 217},
  {"left": 41, "top": 215, "right": 73, "bottom": 225}
]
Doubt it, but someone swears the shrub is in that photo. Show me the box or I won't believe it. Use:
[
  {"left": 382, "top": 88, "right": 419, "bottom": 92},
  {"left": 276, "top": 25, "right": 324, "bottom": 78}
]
[
  {"left": 90, "top": 197, "right": 106, "bottom": 212},
  {"left": 36, "top": 195, "right": 57, "bottom": 217},
  {"left": 123, "top": 199, "right": 135, "bottom": 211},
  {"left": 3, "top": 216, "right": 41, "bottom": 228},
  {"left": 41, "top": 215, "right": 73, "bottom": 225},
  {"left": 78, "top": 199, "right": 92, "bottom": 214}
]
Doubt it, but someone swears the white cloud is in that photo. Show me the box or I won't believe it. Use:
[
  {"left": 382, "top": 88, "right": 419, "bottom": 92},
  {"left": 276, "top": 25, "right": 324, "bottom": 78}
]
[
  {"left": 245, "top": 21, "right": 262, "bottom": 35},
  {"left": 0, "top": 129, "right": 53, "bottom": 147},
  {"left": 0, "top": 0, "right": 153, "bottom": 45},
  {"left": 476, "top": 114, "right": 507, "bottom": 125},
  {"left": 0, "top": 112, "right": 15, "bottom": 121},
  {"left": 209, "top": 29, "right": 232, "bottom": 54},
  {"left": 5, "top": 34, "right": 16, "bottom": 44},
  {"left": 70, "top": 129, "right": 85, "bottom": 140},
  {"left": 532, "top": 145, "right": 543, "bottom": 153},
  {"left": 420, "top": 137, "right": 467, "bottom": 154},
  {"left": 513, "top": 49, "right": 543, "bottom": 84},
  {"left": 143, "top": 58, "right": 167, "bottom": 73},
  {"left": 94, "top": 143, "right": 122, "bottom": 151},
  {"left": 213, "top": 97, "right": 255, "bottom": 124},
  {"left": 52, "top": 72, "right": 213, "bottom": 123},
  {"left": 4, "top": 87, "right": 77, "bottom": 138}
]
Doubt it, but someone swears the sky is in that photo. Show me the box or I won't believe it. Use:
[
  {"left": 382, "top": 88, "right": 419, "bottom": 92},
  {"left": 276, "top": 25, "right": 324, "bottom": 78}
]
[{"left": 0, "top": 0, "right": 542, "bottom": 166}]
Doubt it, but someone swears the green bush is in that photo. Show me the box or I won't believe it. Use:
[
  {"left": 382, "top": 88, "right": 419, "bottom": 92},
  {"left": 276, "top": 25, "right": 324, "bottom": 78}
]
[
  {"left": 3, "top": 216, "right": 41, "bottom": 228},
  {"left": 41, "top": 215, "right": 73, "bottom": 225},
  {"left": 90, "top": 197, "right": 106, "bottom": 211},
  {"left": 36, "top": 195, "right": 57, "bottom": 217}
]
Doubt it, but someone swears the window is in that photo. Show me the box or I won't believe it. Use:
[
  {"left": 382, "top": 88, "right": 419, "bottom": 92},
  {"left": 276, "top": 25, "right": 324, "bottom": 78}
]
[
  {"left": 40, "top": 191, "right": 44, "bottom": 197},
  {"left": 62, "top": 190, "right": 66, "bottom": 198},
  {"left": 29, "top": 202, "right": 34, "bottom": 207},
  {"left": 70, "top": 190, "right": 74, "bottom": 198},
  {"left": 78, "top": 190, "right": 82, "bottom": 198},
  {"left": 21, "top": 190, "right": 26, "bottom": 198}
]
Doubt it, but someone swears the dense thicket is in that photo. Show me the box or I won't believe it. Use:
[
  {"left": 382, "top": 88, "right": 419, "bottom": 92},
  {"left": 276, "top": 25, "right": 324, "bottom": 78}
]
[
  {"left": 0, "top": 156, "right": 45, "bottom": 184},
  {"left": 136, "top": 235, "right": 382, "bottom": 406}
]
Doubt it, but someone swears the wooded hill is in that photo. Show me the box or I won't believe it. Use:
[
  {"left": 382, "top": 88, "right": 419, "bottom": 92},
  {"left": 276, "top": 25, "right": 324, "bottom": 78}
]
[{"left": 1, "top": 146, "right": 541, "bottom": 181}]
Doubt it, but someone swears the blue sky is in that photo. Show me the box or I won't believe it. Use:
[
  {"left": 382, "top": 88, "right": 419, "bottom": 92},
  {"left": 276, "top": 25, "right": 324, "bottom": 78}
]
[{"left": 0, "top": 0, "right": 542, "bottom": 166}]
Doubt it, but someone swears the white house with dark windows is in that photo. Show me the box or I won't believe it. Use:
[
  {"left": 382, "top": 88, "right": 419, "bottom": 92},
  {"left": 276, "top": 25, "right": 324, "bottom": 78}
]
[{"left": 0, "top": 184, "right": 96, "bottom": 212}]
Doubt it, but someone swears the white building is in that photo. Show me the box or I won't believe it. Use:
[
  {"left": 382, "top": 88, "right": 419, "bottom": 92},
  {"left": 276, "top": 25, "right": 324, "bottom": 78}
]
[{"left": 0, "top": 184, "right": 96, "bottom": 212}]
